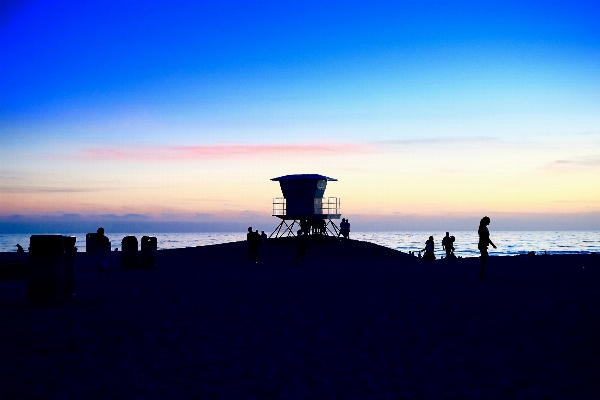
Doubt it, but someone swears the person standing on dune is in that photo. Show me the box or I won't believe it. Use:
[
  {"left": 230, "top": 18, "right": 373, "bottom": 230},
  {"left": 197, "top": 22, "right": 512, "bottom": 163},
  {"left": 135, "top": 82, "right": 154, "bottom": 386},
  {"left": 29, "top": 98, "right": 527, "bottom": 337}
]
[
  {"left": 247, "top": 227, "right": 259, "bottom": 263},
  {"left": 478, "top": 216, "right": 497, "bottom": 279},
  {"left": 295, "top": 229, "right": 307, "bottom": 265},
  {"left": 96, "top": 227, "right": 110, "bottom": 277},
  {"left": 442, "top": 232, "right": 452, "bottom": 259},
  {"left": 422, "top": 236, "right": 436, "bottom": 260}
]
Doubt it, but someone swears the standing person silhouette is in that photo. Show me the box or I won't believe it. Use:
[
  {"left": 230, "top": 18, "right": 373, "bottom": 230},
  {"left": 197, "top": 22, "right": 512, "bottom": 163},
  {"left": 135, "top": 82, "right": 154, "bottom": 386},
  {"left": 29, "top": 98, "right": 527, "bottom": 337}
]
[
  {"left": 441, "top": 232, "right": 452, "bottom": 259},
  {"left": 449, "top": 236, "right": 456, "bottom": 258},
  {"left": 478, "top": 216, "right": 496, "bottom": 279},
  {"left": 96, "top": 227, "right": 110, "bottom": 277},
  {"left": 295, "top": 229, "right": 307, "bottom": 265},
  {"left": 422, "top": 236, "right": 436, "bottom": 260},
  {"left": 247, "top": 227, "right": 259, "bottom": 263}
]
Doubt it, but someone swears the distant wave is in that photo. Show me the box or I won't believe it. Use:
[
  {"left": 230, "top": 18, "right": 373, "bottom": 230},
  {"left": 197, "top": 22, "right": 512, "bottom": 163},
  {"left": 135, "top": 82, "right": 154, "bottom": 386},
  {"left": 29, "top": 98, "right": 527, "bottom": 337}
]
[{"left": 1, "top": 231, "right": 598, "bottom": 256}]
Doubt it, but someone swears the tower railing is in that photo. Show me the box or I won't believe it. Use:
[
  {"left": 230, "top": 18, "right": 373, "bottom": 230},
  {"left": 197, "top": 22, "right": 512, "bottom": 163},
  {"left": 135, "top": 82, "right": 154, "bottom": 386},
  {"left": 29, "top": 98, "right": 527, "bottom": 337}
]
[
  {"left": 272, "top": 197, "right": 341, "bottom": 217},
  {"left": 272, "top": 197, "right": 286, "bottom": 216},
  {"left": 316, "top": 197, "right": 341, "bottom": 215}
]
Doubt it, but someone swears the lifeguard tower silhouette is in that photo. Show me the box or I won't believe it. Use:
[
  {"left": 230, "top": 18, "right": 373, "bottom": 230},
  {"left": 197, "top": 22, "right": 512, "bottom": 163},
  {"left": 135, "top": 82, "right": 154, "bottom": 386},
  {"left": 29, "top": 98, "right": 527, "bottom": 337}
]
[{"left": 270, "top": 174, "right": 341, "bottom": 238}]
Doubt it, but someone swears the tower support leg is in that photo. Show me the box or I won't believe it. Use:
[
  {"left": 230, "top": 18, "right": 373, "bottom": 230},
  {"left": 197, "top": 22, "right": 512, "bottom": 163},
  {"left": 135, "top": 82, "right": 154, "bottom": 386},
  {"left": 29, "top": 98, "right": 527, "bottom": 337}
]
[
  {"left": 324, "top": 219, "right": 341, "bottom": 237},
  {"left": 270, "top": 220, "right": 299, "bottom": 238},
  {"left": 269, "top": 220, "right": 286, "bottom": 238}
]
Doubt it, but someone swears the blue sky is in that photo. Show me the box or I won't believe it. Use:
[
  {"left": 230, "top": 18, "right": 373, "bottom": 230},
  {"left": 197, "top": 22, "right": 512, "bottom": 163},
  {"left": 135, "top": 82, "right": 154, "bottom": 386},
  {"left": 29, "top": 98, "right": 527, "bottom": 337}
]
[{"left": 1, "top": 1, "right": 600, "bottom": 231}]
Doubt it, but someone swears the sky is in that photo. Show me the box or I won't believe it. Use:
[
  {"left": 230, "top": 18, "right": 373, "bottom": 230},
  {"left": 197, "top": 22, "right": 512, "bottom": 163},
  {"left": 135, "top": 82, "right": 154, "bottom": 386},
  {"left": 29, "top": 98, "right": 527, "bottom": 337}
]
[{"left": 1, "top": 0, "right": 600, "bottom": 232}]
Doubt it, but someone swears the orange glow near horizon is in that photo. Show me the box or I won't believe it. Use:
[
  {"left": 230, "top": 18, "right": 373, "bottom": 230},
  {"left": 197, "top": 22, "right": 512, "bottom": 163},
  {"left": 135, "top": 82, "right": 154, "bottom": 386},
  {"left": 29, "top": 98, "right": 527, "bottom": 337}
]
[{"left": 2, "top": 137, "right": 599, "bottom": 221}]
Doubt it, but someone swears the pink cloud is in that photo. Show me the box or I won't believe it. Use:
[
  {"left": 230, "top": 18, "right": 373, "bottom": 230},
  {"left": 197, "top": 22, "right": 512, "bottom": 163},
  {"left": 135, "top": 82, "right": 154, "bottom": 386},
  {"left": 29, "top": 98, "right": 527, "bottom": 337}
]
[{"left": 76, "top": 143, "right": 373, "bottom": 161}]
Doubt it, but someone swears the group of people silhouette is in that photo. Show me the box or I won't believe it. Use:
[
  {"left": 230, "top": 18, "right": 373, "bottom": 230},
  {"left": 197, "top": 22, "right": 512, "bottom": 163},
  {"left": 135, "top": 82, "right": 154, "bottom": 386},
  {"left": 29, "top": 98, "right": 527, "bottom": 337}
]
[
  {"left": 247, "top": 227, "right": 268, "bottom": 263},
  {"left": 418, "top": 216, "right": 497, "bottom": 279},
  {"left": 298, "top": 219, "right": 329, "bottom": 236},
  {"left": 248, "top": 216, "right": 497, "bottom": 276},
  {"left": 418, "top": 232, "right": 456, "bottom": 260},
  {"left": 246, "top": 225, "right": 311, "bottom": 265}
]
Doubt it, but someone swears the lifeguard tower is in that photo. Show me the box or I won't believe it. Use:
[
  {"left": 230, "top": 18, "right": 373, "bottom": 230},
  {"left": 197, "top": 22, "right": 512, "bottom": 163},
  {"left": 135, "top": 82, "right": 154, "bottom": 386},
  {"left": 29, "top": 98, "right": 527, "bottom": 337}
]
[{"left": 270, "top": 174, "right": 341, "bottom": 238}]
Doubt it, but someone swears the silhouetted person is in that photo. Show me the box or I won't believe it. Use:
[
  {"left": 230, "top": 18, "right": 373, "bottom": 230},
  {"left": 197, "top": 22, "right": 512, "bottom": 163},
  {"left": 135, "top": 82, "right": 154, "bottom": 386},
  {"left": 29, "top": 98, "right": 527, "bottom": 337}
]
[
  {"left": 478, "top": 216, "right": 497, "bottom": 279},
  {"left": 339, "top": 218, "right": 350, "bottom": 239},
  {"left": 449, "top": 235, "right": 457, "bottom": 258},
  {"left": 255, "top": 230, "right": 261, "bottom": 255},
  {"left": 442, "top": 232, "right": 452, "bottom": 259},
  {"left": 422, "top": 236, "right": 436, "bottom": 260},
  {"left": 16, "top": 244, "right": 24, "bottom": 253},
  {"left": 247, "top": 227, "right": 259, "bottom": 263},
  {"left": 260, "top": 231, "right": 267, "bottom": 244},
  {"left": 295, "top": 229, "right": 307, "bottom": 264},
  {"left": 96, "top": 227, "right": 110, "bottom": 277},
  {"left": 300, "top": 219, "right": 310, "bottom": 236}
]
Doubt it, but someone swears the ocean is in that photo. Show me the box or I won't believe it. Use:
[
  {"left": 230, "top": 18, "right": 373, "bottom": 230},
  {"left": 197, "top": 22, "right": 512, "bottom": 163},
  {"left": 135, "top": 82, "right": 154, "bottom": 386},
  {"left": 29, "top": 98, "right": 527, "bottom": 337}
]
[{"left": 1, "top": 231, "right": 598, "bottom": 258}]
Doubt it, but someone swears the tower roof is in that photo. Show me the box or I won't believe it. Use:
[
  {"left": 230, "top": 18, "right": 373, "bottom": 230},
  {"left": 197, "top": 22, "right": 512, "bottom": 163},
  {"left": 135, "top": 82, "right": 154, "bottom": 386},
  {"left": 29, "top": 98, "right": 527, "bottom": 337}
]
[{"left": 270, "top": 174, "right": 337, "bottom": 181}]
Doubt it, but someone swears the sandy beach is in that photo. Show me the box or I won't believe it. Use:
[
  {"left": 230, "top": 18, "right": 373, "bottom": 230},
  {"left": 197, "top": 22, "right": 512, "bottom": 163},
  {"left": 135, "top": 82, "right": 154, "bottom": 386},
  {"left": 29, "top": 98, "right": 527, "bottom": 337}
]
[{"left": 1, "top": 237, "right": 599, "bottom": 399}]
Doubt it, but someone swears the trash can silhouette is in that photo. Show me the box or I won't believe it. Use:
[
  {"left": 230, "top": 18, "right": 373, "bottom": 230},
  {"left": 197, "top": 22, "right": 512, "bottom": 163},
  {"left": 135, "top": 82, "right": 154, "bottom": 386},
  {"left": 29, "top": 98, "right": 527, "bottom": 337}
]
[
  {"left": 121, "top": 236, "right": 138, "bottom": 269},
  {"left": 86, "top": 233, "right": 97, "bottom": 253},
  {"left": 28, "top": 235, "right": 65, "bottom": 304},
  {"left": 141, "top": 236, "right": 157, "bottom": 269},
  {"left": 63, "top": 236, "right": 77, "bottom": 300}
]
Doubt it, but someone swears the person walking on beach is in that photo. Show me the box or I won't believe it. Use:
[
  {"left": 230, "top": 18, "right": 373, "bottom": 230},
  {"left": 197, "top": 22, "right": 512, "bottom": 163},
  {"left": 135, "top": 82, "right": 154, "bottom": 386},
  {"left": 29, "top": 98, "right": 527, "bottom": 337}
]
[
  {"left": 96, "top": 227, "right": 110, "bottom": 277},
  {"left": 339, "top": 218, "right": 350, "bottom": 239},
  {"left": 247, "top": 227, "right": 259, "bottom": 263},
  {"left": 255, "top": 229, "right": 261, "bottom": 258},
  {"left": 295, "top": 229, "right": 308, "bottom": 265},
  {"left": 319, "top": 219, "right": 326, "bottom": 235},
  {"left": 442, "top": 232, "right": 452, "bottom": 259},
  {"left": 338, "top": 219, "right": 345, "bottom": 238},
  {"left": 478, "top": 216, "right": 497, "bottom": 279},
  {"left": 300, "top": 219, "right": 310, "bottom": 236},
  {"left": 422, "top": 236, "right": 436, "bottom": 260}
]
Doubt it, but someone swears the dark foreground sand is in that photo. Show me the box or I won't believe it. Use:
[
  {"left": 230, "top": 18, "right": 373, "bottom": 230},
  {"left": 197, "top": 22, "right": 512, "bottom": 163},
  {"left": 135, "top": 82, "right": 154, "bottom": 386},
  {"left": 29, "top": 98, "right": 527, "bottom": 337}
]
[{"left": 1, "top": 237, "right": 599, "bottom": 399}]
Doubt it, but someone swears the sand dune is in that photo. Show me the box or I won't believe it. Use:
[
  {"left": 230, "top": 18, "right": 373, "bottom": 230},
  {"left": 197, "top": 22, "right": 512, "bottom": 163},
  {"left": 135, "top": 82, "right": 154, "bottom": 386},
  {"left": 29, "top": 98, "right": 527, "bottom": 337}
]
[{"left": 1, "top": 237, "right": 599, "bottom": 399}]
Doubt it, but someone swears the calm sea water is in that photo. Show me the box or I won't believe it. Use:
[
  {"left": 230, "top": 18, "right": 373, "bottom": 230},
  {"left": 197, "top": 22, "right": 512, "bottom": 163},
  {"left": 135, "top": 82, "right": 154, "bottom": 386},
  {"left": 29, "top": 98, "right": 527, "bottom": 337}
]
[{"left": 1, "top": 231, "right": 599, "bottom": 258}]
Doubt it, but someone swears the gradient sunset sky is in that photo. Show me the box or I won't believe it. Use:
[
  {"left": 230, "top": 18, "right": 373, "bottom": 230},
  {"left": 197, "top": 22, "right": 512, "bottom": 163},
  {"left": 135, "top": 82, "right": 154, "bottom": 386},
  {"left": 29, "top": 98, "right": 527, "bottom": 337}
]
[{"left": 1, "top": 1, "right": 599, "bottom": 231}]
